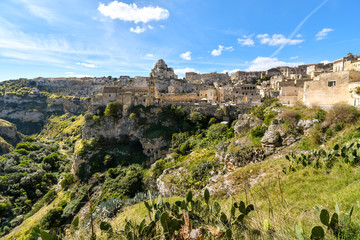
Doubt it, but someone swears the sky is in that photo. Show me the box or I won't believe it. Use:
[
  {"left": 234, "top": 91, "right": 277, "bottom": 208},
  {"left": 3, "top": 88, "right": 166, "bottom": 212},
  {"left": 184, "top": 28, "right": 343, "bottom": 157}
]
[{"left": 0, "top": 0, "right": 359, "bottom": 81}]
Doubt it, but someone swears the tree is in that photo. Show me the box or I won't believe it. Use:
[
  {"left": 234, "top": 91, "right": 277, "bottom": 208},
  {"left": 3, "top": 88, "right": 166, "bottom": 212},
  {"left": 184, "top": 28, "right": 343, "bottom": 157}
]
[{"left": 104, "top": 101, "right": 122, "bottom": 118}]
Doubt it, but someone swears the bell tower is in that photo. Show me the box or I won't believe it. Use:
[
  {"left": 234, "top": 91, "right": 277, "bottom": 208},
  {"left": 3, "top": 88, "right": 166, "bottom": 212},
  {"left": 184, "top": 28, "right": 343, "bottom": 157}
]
[{"left": 148, "top": 77, "right": 156, "bottom": 106}]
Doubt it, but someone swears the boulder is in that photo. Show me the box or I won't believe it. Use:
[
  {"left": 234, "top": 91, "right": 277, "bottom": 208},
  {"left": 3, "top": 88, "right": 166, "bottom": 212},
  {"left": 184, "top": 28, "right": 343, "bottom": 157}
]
[{"left": 234, "top": 114, "right": 262, "bottom": 135}]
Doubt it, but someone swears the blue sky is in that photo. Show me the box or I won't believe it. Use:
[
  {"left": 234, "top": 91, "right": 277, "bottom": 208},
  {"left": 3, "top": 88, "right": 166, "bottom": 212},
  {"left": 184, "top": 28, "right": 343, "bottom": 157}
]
[{"left": 0, "top": 0, "right": 359, "bottom": 81}]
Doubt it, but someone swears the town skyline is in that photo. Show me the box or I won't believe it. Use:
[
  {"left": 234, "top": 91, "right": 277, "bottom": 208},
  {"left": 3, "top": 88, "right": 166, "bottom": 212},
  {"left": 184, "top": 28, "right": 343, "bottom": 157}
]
[{"left": 0, "top": 0, "right": 360, "bottom": 81}]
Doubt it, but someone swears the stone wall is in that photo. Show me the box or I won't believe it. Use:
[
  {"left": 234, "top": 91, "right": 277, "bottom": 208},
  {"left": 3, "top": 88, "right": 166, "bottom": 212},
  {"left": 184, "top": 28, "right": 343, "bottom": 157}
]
[
  {"left": 158, "top": 93, "right": 199, "bottom": 103},
  {"left": 303, "top": 71, "right": 360, "bottom": 107}
]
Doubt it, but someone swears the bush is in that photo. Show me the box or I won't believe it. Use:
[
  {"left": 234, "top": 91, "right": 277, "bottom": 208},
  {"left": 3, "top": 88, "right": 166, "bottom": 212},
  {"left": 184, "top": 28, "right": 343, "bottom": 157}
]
[
  {"left": 323, "top": 104, "right": 360, "bottom": 129},
  {"left": 314, "top": 109, "right": 327, "bottom": 123},
  {"left": 172, "top": 132, "right": 190, "bottom": 149},
  {"left": 206, "top": 123, "right": 228, "bottom": 141},
  {"left": 61, "top": 174, "right": 75, "bottom": 190},
  {"left": 152, "top": 159, "right": 166, "bottom": 179},
  {"left": 104, "top": 101, "right": 122, "bottom": 118},
  {"left": 252, "top": 98, "right": 280, "bottom": 120},
  {"left": 250, "top": 126, "right": 266, "bottom": 138},
  {"left": 40, "top": 206, "right": 64, "bottom": 230},
  {"left": 264, "top": 111, "right": 276, "bottom": 126},
  {"left": 280, "top": 109, "right": 301, "bottom": 130},
  {"left": 0, "top": 202, "right": 12, "bottom": 218},
  {"left": 179, "top": 141, "right": 190, "bottom": 155},
  {"left": 42, "top": 153, "right": 61, "bottom": 170}
]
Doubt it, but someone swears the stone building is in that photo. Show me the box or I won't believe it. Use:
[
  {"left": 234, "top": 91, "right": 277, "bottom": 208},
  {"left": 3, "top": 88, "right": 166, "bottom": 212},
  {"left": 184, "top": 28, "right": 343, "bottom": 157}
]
[
  {"left": 303, "top": 71, "right": 360, "bottom": 108},
  {"left": 185, "top": 72, "right": 229, "bottom": 85},
  {"left": 306, "top": 63, "right": 333, "bottom": 79},
  {"left": 333, "top": 53, "right": 359, "bottom": 72},
  {"left": 230, "top": 71, "right": 264, "bottom": 83},
  {"left": 278, "top": 80, "right": 307, "bottom": 106},
  {"left": 232, "top": 84, "right": 261, "bottom": 104},
  {"left": 91, "top": 86, "right": 154, "bottom": 111}
]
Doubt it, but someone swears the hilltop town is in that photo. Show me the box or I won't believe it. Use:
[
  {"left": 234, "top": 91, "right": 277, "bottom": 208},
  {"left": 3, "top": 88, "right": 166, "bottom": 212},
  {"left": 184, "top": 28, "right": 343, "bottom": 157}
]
[
  {"left": 2, "top": 53, "right": 360, "bottom": 239},
  {"left": 9, "top": 52, "right": 360, "bottom": 112}
]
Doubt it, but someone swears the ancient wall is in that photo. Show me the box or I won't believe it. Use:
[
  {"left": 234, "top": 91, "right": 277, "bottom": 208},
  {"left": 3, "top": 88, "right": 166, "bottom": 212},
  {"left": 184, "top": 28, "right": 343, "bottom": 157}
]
[{"left": 158, "top": 93, "right": 199, "bottom": 103}]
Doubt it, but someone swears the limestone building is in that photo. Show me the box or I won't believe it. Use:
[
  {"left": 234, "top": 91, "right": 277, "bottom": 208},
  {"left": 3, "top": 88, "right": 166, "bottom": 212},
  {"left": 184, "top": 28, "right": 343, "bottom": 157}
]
[{"left": 303, "top": 71, "right": 360, "bottom": 108}]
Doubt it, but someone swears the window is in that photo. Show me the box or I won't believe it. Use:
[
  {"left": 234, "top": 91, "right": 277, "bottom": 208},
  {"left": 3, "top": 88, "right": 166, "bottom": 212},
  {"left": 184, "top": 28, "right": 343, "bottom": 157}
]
[{"left": 328, "top": 81, "right": 336, "bottom": 87}]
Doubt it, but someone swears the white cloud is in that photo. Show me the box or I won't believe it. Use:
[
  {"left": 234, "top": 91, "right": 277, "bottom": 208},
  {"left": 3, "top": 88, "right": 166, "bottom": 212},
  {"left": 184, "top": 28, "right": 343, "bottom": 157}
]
[
  {"left": 145, "top": 53, "right": 154, "bottom": 58},
  {"left": 19, "top": 0, "right": 60, "bottom": 23},
  {"left": 76, "top": 62, "right": 96, "bottom": 68},
  {"left": 174, "top": 68, "right": 197, "bottom": 76},
  {"left": 130, "top": 26, "right": 147, "bottom": 34},
  {"left": 148, "top": 25, "right": 154, "bottom": 30},
  {"left": 98, "top": 1, "right": 169, "bottom": 24},
  {"left": 180, "top": 51, "right": 192, "bottom": 61},
  {"left": 316, "top": 28, "right": 334, "bottom": 40},
  {"left": 246, "top": 57, "right": 304, "bottom": 71},
  {"left": 321, "top": 60, "right": 331, "bottom": 64},
  {"left": 290, "top": 56, "right": 299, "bottom": 60},
  {"left": 237, "top": 35, "right": 255, "bottom": 46},
  {"left": 296, "top": 34, "right": 303, "bottom": 38},
  {"left": 211, "top": 45, "right": 234, "bottom": 56},
  {"left": 257, "top": 34, "right": 304, "bottom": 46},
  {"left": 221, "top": 69, "right": 240, "bottom": 74},
  {"left": 65, "top": 72, "right": 92, "bottom": 78}
]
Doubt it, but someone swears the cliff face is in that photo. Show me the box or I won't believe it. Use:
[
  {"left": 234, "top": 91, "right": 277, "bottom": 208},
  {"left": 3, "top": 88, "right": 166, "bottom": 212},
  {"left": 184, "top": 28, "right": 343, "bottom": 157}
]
[
  {"left": 0, "top": 93, "right": 90, "bottom": 134},
  {"left": 0, "top": 119, "right": 21, "bottom": 154}
]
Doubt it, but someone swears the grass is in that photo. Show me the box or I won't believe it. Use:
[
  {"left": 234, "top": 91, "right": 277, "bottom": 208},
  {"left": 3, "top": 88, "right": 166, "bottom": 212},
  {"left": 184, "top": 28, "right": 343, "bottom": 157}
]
[{"left": 3, "top": 192, "right": 65, "bottom": 240}]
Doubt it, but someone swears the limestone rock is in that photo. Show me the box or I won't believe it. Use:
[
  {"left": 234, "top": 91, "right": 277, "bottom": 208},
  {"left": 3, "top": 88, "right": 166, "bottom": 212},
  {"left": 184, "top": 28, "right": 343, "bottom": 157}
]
[
  {"left": 150, "top": 59, "right": 178, "bottom": 80},
  {"left": 0, "top": 119, "right": 18, "bottom": 140},
  {"left": 156, "top": 167, "right": 189, "bottom": 197},
  {"left": 0, "top": 136, "right": 13, "bottom": 155},
  {"left": 234, "top": 114, "right": 262, "bottom": 135}
]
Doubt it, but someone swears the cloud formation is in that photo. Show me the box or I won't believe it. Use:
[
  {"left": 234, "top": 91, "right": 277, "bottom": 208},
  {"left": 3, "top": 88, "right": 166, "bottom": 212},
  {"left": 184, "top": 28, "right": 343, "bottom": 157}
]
[
  {"left": 316, "top": 28, "right": 334, "bottom": 40},
  {"left": 180, "top": 51, "right": 192, "bottom": 60},
  {"left": 145, "top": 53, "right": 154, "bottom": 58},
  {"left": 237, "top": 35, "right": 255, "bottom": 46},
  {"left": 211, "top": 45, "right": 234, "bottom": 56},
  {"left": 257, "top": 34, "right": 304, "bottom": 46},
  {"left": 174, "top": 68, "right": 197, "bottom": 76},
  {"left": 246, "top": 57, "right": 304, "bottom": 71},
  {"left": 76, "top": 62, "right": 96, "bottom": 68},
  {"left": 98, "top": 1, "right": 169, "bottom": 24},
  {"left": 130, "top": 26, "right": 147, "bottom": 34},
  {"left": 290, "top": 56, "right": 299, "bottom": 60}
]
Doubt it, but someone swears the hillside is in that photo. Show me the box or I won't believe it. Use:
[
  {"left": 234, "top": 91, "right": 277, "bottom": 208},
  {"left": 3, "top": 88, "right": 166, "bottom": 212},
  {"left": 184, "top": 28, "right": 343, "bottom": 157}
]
[{"left": 1, "top": 87, "right": 360, "bottom": 239}]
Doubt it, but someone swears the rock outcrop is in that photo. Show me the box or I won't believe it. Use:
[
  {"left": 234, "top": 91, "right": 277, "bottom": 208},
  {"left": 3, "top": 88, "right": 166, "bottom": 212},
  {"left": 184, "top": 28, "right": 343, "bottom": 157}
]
[
  {"left": 150, "top": 59, "right": 178, "bottom": 80},
  {"left": 234, "top": 114, "right": 262, "bottom": 135},
  {"left": 261, "top": 118, "right": 318, "bottom": 154},
  {"left": 0, "top": 93, "right": 90, "bottom": 134}
]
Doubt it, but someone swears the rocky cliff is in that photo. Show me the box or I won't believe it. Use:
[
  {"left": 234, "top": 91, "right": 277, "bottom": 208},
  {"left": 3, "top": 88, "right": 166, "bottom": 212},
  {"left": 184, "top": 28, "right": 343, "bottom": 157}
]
[{"left": 0, "top": 93, "right": 90, "bottom": 134}]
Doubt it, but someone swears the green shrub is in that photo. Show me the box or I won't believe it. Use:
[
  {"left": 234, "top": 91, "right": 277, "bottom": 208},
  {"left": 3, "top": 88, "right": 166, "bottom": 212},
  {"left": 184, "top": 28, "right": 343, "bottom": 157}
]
[
  {"left": 43, "top": 189, "right": 57, "bottom": 204},
  {"left": 252, "top": 98, "right": 280, "bottom": 120},
  {"left": 42, "top": 153, "right": 61, "bottom": 170},
  {"left": 179, "top": 142, "right": 190, "bottom": 155},
  {"left": 250, "top": 126, "right": 266, "bottom": 138},
  {"left": 315, "top": 109, "right": 327, "bottom": 123},
  {"left": 104, "top": 101, "right": 122, "bottom": 118},
  {"left": 152, "top": 159, "right": 166, "bottom": 179},
  {"left": 264, "top": 111, "right": 276, "bottom": 126},
  {"left": 61, "top": 174, "right": 75, "bottom": 190},
  {"left": 206, "top": 123, "right": 228, "bottom": 141},
  {"left": 171, "top": 132, "right": 190, "bottom": 149},
  {"left": 208, "top": 117, "right": 217, "bottom": 126},
  {"left": 40, "top": 206, "right": 64, "bottom": 230},
  {"left": 0, "top": 202, "right": 12, "bottom": 218}
]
